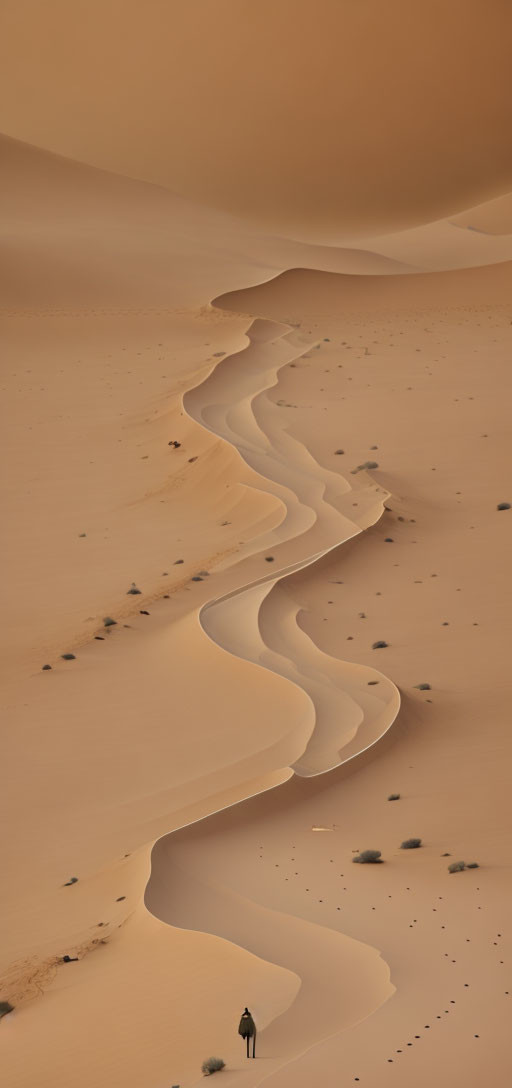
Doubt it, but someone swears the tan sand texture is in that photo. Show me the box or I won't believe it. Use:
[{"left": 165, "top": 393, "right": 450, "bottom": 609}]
[{"left": 1, "top": 4, "right": 512, "bottom": 1085}]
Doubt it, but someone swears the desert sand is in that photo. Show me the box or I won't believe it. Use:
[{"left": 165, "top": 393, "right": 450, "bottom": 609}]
[{"left": 1, "top": 3, "right": 512, "bottom": 1087}]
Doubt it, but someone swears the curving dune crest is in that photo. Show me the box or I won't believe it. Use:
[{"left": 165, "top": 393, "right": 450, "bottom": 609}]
[
  {"left": 183, "top": 312, "right": 400, "bottom": 780},
  {"left": 146, "top": 290, "right": 402, "bottom": 1078}
]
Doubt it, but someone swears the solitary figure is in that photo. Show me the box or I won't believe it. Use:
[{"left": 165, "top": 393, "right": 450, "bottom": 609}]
[{"left": 238, "top": 1007, "right": 256, "bottom": 1058}]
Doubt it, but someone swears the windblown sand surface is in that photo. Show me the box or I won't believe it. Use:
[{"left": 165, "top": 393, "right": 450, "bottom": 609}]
[{"left": 1, "top": 5, "right": 512, "bottom": 1087}]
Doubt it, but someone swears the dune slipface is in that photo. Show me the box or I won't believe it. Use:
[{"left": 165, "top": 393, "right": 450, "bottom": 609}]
[{"left": 1, "top": 5, "right": 512, "bottom": 1088}]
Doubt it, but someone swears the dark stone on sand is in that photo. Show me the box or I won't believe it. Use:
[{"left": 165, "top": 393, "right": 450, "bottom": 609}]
[
  {"left": 78, "top": 533, "right": 87, "bottom": 537},
  {"left": 372, "top": 640, "right": 388, "bottom": 649},
  {"left": 116, "top": 896, "right": 126, "bottom": 902},
  {"left": 414, "top": 683, "right": 431, "bottom": 690},
  {"left": 384, "top": 538, "right": 394, "bottom": 543},
  {"left": 265, "top": 556, "right": 275, "bottom": 562},
  {"left": 174, "top": 559, "right": 184, "bottom": 564},
  {"left": 497, "top": 502, "right": 510, "bottom": 510},
  {"left": 334, "top": 449, "right": 345, "bottom": 455},
  {"left": 139, "top": 610, "right": 150, "bottom": 615},
  {"left": 367, "top": 680, "right": 379, "bottom": 685},
  {"left": 64, "top": 877, "right": 78, "bottom": 886},
  {"left": 191, "top": 576, "right": 203, "bottom": 581},
  {"left": 61, "top": 653, "right": 76, "bottom": 660},
  {"left": 0, "top": 1001, "right": 14, "bottom": 1018},
  {"left": 103, "top": 617, "right": 117, "bottom": 627},
  {"left": 388, "top": 794, "right": 400, "bottom": 801},
  {"left": 94, "top": 636, "right": 105, "bottom": 640},
  {"left": 62, "top": 955, "right": 78, "bottom": 963},
  {"left": 42, "top": 664, "right": 52, "bottom": 670},
  {"left": 127, "top": 584, "right": 141, "bottom": 595},
  {"left": 400, "top": 838, "right": 422, "bottom": 849}
]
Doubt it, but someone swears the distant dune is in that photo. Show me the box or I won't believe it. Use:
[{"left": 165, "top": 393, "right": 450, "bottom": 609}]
[{"left": 1, "top": 4, "right": 511, "bottom": 1087}]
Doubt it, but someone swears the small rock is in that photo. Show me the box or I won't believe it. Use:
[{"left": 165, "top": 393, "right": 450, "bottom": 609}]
[
  {"left": 334, "top": 449, "right": 345, "bottom": 455},
  {"left": 265, "top": 556, "right": 275, "bottom": 562},
  {"left": 497, "top": 502, "right": 510, "bottom": 511},
  {"left": 174, "top": 559, "right": 184, "bottom": 565},
  {"left": 139, "top": 610, "right": 150, "bottom": 615},
  {"left": 414, "top": 683, "right": 431, "bottom": 690},
  {"left": 42, "top": 664, "right": 52, "bottom": 671},
  {"left": 61, "top": 653, "right": 76, "bottom": 661},
  {"left": 64, "top": 877, "right": 78, "bottom": 886},
  {"left": 103, "top": 617, "right": 117, "bottom": 627},
  {"left": 372, "top": 640, "right": 388, "bottom": 649},
  {"left": 127, "top": 583, "right": 141, "bottom": 595}
]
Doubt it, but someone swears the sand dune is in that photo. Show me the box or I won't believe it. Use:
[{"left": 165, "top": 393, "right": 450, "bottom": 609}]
[
  {"left": 149, "top": 260, "right": 512, "bottom": 1085},
  {"left": 1, "top": 18, "right": 512, "bottom": 1084},
  {"left": 2, "top": 2, "right": 512, "bottom": 239}
]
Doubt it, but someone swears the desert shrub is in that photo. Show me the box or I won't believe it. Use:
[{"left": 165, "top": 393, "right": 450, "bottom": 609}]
[
  {"left": 466, "top": 862, "right": 479, "bottom": 869},
  {"left": 351, "top": 460, "right": 379, "bottom": 475},
  {"left": 201, "top": 1056, "right": 226, "bottom": 1076},
  {"left": 448, "top": 861, "right": 466, "bottom": 873},
  {"left": 353, "top": 849, "right": 382, "bottom": 864},
  {"left": 400, "top": 838, "right": 422, "bottom": 849},
  {"left": 0, "top": 1001, "right": 13, "bottom": 1018},
  {"left": 388, "top": 794, "right": 400, "bottom": 801}
]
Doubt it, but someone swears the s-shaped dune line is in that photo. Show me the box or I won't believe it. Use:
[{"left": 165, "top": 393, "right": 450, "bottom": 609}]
[
  {"left": 182, "top": 300, "right": 401, "bottom": 780},
  {"left": 147, "top": 278, "right": 402, "bottom": 1079}
]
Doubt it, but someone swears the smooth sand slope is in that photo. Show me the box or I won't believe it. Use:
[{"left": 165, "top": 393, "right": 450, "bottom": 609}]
[
  {"left": 1, "top": 28, "right": 512, "bottom": 1084},
  {"left": 2, "top": 1, "right": 512, "bottom": 239}
]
